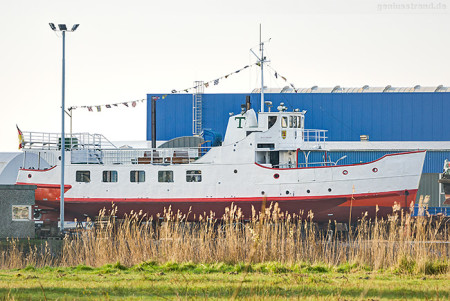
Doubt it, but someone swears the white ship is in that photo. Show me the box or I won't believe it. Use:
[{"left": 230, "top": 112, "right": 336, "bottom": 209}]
[
  {"left": 15, "top": 36, "right": 426, "bottom": 223},
  {"left": 16, "top": 101, "right": 425, "bottom": 223}
]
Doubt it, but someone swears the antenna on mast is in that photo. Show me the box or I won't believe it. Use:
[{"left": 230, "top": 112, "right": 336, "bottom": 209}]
[{"left": 250, "top": 24, "right": 270, "bottom": 113}]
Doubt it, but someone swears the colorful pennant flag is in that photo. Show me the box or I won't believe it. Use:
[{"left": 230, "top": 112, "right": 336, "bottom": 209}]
[
  {"left": 214, "top": 79, "right": 219, "bottom": 85},
  {"left": 16, "top": 125, "right": 24, "bottom": 149}
]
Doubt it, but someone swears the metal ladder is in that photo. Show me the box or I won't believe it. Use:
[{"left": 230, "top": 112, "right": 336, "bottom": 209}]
[{"left": 192, "top": 81, "right": 204, "bottom": 135}]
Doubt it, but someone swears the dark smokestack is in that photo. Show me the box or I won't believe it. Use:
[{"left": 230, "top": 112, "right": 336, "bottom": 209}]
[
  {"left": 151, "top": 96, "right": 157, "bottom": 148},
  {"left": 246, "top": 95, "right": 251, "bottom": 111}
]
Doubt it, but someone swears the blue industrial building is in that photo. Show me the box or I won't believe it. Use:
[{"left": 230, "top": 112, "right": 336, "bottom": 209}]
[{"left": 147, "top": 91, "right": 450, "bottom": 142}]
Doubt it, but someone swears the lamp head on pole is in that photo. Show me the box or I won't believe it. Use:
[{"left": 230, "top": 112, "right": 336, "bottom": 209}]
[{"left": 49, "top": 23, "right": 80, "bottom": 32}]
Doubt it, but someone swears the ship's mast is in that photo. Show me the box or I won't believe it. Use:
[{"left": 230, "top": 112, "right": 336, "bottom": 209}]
[
  {"left": 259, "top": 24, "right": 265, "bottom": 113},
  {"left": 251, "top": 24, "right": 269, "bottom": 113}
]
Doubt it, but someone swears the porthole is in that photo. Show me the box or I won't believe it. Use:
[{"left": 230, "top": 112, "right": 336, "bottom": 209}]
[
  {"left": 286, "top": 190, "right": 289, "bottom": 195},
  {"left": 261, "top": 191, "right": 265, "bottom": 195},
  {"left": 234, "top": 169, "right": 238, "bottom": 174},
  {"left": 328, "top": 188, "right": 332, "bottom": 192},
  {"left": 306, "top": 189, "right": 310, "bottom": 194},
  {"left": 274, "top": 173, "right": 280, "bottom": 179},
  {"left": 372, "top": 168, "right": 378, "bottom": 173},
  {"left": 342, "top": 170, "right": 348, "bottom": 175},
  {"left": 28, "top": 174, "right": 32, "bottom": 178}
]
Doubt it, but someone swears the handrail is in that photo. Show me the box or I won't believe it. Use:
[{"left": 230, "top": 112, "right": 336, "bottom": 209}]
[
  {"left": 22, "top": 132, "right": 117, "bottom": 150},
  {"left": 302, "top": 129, "right": 328, "bottom": 142},
  {"left": 23, "top": 146, "right": 213, "bottom": 167}
]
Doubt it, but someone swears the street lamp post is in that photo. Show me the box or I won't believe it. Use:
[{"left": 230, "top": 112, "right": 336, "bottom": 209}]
[{"left": 49, "top": 23, "right": 79, "bottom": 234}]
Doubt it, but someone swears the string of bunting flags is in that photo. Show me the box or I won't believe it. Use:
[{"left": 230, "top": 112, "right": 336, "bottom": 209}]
[
  {"left": 169, "top": 63, "right": 258, "bottom": 94},
  {"left": 65, "top": 62, "right": 295, "bottom": 113},
  {"left": 267, "top": 65, "right": 299, "bottom": 93},
  {"left": 68, "top": 98, "right": 146, "bottom": 112}
]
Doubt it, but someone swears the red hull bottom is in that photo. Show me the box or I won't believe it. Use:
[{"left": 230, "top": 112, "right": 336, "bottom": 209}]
[{"left": 36, "top": 190, "right": 417, "bottom": 223}]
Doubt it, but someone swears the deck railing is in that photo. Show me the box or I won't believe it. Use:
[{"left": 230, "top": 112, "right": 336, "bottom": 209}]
[
  {"left": 21, "top": 132, "right": 116, "bottom": 150},
  {"left": 302, "top": 129, "right": 328, "bottom": 143},
  {"left": 22, "top": 146, "right": 212, "bottom": 168}
]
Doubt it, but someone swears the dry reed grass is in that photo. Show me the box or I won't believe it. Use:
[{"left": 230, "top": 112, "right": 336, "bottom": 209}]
[{"left": 1, "top": 199, "right": 449, "bottom": 275}]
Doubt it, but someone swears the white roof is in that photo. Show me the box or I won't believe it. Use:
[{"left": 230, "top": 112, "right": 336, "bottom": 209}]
[{"left": 252, "top": 85, "right": 450, "bottom": 93}]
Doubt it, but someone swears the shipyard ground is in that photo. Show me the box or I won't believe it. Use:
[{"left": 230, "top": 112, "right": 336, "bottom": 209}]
[{"left": 0, "top": 263, "right": 448, "bottom": 300}]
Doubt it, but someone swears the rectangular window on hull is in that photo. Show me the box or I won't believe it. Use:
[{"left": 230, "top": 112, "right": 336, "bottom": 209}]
[
  {"left": 158, "top": 170, "right": 173, "bottom": 183},
  {"left": 130, "top": 170, "right": 145, "bottom": 183},
  {"left": 186, "top": 170, "right": 202, "bottom": 182},
  {"left": 76, "top": 171, "right": 90, "bottom": 183},
  {"left": 102, "top": 170, "right": 118, "bottom": 182}
]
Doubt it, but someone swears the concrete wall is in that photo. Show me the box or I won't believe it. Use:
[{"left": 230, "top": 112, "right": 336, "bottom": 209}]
[{"left": 0, "top": 185, "right": 36, "bottom": 238}]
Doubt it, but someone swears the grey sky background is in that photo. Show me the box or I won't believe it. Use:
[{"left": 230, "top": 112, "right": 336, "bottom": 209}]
[{"left": 1, "top": 0, "right": 449, "bottom": 151}]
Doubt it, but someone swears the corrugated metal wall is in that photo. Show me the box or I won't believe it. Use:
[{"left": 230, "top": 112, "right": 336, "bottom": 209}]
[
  {"left": 417, "top": 173, "right": 444, "bottom": 207},
  {"left": 148, "top": 92, "right": 450, "bottom": 142},
  {"left": 147, "top": 94, "right": 193, "bottom": 142}
]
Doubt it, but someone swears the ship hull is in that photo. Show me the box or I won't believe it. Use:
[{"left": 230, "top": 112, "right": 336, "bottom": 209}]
[
  {"left": 34, "top": 189, "right": 417, "bottom": 223},
  {"left": 18, "top": 151, "right": 425, "bottom": 223}
]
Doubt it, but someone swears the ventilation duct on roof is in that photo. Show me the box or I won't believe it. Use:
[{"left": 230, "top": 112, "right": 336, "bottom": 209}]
[{"left": 331, "top": 86, "right": 341, "bottom": 93}]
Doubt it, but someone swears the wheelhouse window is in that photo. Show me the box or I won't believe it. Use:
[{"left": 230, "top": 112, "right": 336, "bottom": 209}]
[
  {"left": 130, "top": 170, "right": 145, "bottom": 183},
  {"left": 102, "top": 170, "right": 118, "bottom": 183},
  {"left": 281, "top": 117, "right": 288, "bottom": 128},
  {"left": 76, "top": 171, "right": 90, "bottom": 183},
  {"left": 186, "top": 170, "right": 202, "bottom": 182},
  {"left": 289, "top": 116, "right": 294, "bottom": 128},
  {"left": 268, "top": 116, "right": 277, "bottom": 129},
  {"left": 158, "top": 170, "right": 174, "bottom": 183}
]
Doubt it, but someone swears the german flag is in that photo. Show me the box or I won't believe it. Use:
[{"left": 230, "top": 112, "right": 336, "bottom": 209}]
[{"left": 16, "top": 125, "right": 24, "bottom": 149}]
